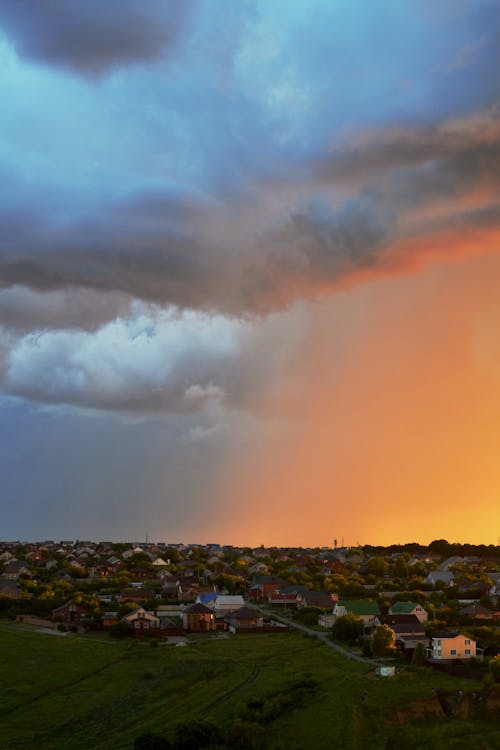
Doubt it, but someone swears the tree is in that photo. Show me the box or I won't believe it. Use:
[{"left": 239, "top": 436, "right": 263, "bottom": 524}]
[
  {"left": 332, "top": 613, "right": 364, "bottom": 643},
  {"left": 413, "top": 642, "right": 427, "bottom": 666},
  {"left": 365, "top": 556, "right": 388, "bottom": 577},
  {"left": 488, "top": 653, "right": 500, "bottom": 682},
  {"left": 371, "top": 624, "right": 395, "bottom": 657}
]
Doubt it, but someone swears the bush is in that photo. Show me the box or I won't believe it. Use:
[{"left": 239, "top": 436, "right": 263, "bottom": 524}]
[
  {"left": 371, "top": 624, "right": 395, "bottom": 657},
  {"left": 173, "top": 718, "right": 222, "bottom": 749},
  {"left": 332, "top": 613, "right": 364, "bottom": 644},
  {"left": 224, "top": 720, "right": 267, "bottom": 750},
  {"left": 109, "top": 621, "right": 130, "bottom": 639},
  {"left": 134, "top": 733, "right": 171, "bottom": 750},
  {"left": 488, "top": 653, "right": 500, "bottom": 682}
]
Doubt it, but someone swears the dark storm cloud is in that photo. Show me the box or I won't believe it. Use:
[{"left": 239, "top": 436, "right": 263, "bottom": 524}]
[
  {"left": 318, "top": 110, "right": 500, "bottom": 190},
  {"left": 0, "top": 287, "right": 133, "bottom": 332},
  {"left": 1, "top": 110, "right": 499, "bottom": 326},
  {"left": 0, "top": 0, "right": 191, "bottom": 76}
]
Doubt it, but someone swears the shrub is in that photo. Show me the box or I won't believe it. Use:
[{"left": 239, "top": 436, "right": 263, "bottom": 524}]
[
  {"left": 332, "top": 613, "right": 364, "bottom": 643},
  {"left": 134, "top": 733, "right": 171, "bottom": 750},
  {"left": 173, "top": 718, "right": 222, "bottom": 749},
  {"left": 488, "top": 653, "right": 500, "bottom": 682}
]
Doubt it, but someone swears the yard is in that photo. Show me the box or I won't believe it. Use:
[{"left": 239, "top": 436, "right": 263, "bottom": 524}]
[{"left": 0, "top": 622, "right": 498, "bottom": 749}]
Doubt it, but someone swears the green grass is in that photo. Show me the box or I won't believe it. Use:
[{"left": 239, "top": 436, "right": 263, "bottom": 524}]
[{"left": 0, "top": 622, "right": 498, "bottom": 750}]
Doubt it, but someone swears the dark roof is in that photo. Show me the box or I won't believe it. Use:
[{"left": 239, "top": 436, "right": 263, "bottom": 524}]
[
  {"left": 302, "top": 591, "right": 334, "bottom": 609},
  {"left": 378, "top": 614, "right": 425, "bottom": 636},
  {"left": 228, "top": 606, "right": 262, "bottom": 620},
  {"left": 253, "top": 576, "right": 288, "bottom": 585},
  {"left": 458, "top": 603, "right": 493, "bottom": 616},
  {"left": 380, "top": 614, "right": 422, "bottom": 625},
  {"left": 183, "top": 603, "right": 213, "bottom": 615}
]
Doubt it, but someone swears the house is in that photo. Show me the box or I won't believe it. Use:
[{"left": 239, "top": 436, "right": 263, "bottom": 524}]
[
  {"left": 161, "top": 574, "right": 178, "bottom": 595},
  {"left": 489, "top": 582, "right": 500, "bottom": 605},
  {"left": 52, "top": 600, "right": 90, "bottom": 623},
  {"left": 0, "top": 577, "right": 25, "bottom": 599},
  {"left": 102, "top": 612, "right": 119, "bottom": 629},
  {"left": 120, "top": 588, "right": 156, "bottom": 603},
  {"left": 389, "top": 601, "right": 428, "bottom": 623},
  {"left": 3, "top": 560, "right": 30, "bottom": 580},
  {"left": 249, "top": 576, "right": 288, "bottom": 602},
  {"left": 225, "top": 606, "right": 264, "bottom": 631},
  {"left": 458, "top": 603, "right": 497, "bottom": 621},
  {"left": 123, "top": 607, "right": 160, "bottom": 631},
  {"left": 297, "top": 591, "right": 338, "bottom": 610},
  {"left": 248, "top": 563, "right": 269, "bottom": 576},
  {"left": 438, "top": 556, "right": 463, "bottom": 571},
  {"left": 377, "top": 614, "right": 428, "bottom": 650},
  {"left": 424, "top": 571, "right": 454, "bottom": 587},
  {"left": 333, "top": 600, "right": 380, "bottom": 633},
  {"left": 267, "top": 592, "right": 300, "bottom": 607},
  {"left": 212, "top": 595, "right": 245, "bottom": 616},
  {"left": 454, "top": 577, "right": 489, "bottom": 594},
  {"left": 196, "top": 592, "right": 218, "bottom": 608},
  {"left": 427, "top": 632, "right": 482, "bottom": 661},
  {"left": 182, "top": 603, "right": 216, "bottom": 632}
]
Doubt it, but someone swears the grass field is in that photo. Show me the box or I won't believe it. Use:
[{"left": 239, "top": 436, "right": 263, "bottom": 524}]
[{"left": 0, "top": 622, "right": 498, "bottom": 750}]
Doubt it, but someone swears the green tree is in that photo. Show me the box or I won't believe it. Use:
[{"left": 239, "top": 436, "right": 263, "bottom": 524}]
[
  {"left": 371, "top": 624, "right": 395, "bottom": 657},
  {"left": 413, "top": 642, "right": 427, "bottom": 666},
  {"left": 365, "top": 556, "right": 388, "bottom": 577},
  {"left": 331, "top": 613, "right": 364, "bottom": 643},
  {"left": 488, "top": 653, "right": 500, "bottom": 682}
]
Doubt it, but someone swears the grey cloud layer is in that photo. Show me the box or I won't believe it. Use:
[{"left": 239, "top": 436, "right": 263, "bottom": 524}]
[
  {"left": 0, "top": 0, "right": 190, "bottom": 76},
  {"left": 1, "top": 111, "right": 499, "bottom": 323}
]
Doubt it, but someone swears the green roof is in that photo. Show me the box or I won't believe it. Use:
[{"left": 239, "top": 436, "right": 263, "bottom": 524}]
[
  {"left": 277, "top": 584, "right": 309, "bottom": 594},
  {"left": 338, "top": 600, "right": 379, "bottom": 615},
  {"left": 391, "top": 601, "right": 419, "bottom": 613}
]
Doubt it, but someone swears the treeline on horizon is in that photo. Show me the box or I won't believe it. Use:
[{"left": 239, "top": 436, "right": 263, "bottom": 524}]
[{"left": 361, "top": 539, "right": 500, "bottom": 558}]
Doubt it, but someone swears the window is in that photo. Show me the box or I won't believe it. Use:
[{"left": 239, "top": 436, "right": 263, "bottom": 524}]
[
  {"left": 465, "top": 649, "right": 471, "bottom": 655},
  {"left": 436, "top": 639, "right": 441, "bottom": 646},
  {"left": 450, "top": 649, "right": 456, "bottom": 655},
  {"left": 464, "top": 639, "right": 470, "bottom": 645}
]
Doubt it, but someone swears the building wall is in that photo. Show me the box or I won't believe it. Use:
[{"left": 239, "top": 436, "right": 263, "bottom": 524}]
[{"left": 432, "top": 635, "right": 476, "bottom": 659}]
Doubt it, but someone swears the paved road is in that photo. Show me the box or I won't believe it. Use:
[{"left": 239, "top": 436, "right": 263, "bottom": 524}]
[{"left": 257, "top": 607, "right": 378, "bottom": 666}]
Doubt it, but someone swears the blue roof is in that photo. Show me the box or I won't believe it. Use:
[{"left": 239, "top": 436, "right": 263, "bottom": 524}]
[{"left": 197, "top": 592, "right": 217, "bottom": 604}]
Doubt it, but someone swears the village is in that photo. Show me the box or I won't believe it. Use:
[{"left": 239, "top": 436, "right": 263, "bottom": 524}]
[{"left": 1, "top": 538, "right": 499, "bottom": 670}]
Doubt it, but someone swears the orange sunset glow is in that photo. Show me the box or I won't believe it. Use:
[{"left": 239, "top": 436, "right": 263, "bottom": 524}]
[
  {"left": 217, "top": 248, "right": 500, "bottom": 547},
  {"left": 1, "top": 1, "right": 500, "bottom": 546}
]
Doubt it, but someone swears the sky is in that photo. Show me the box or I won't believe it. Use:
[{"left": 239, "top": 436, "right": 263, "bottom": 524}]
[{"left": 1, "top": 0, "right": 500, "bottom": 546}]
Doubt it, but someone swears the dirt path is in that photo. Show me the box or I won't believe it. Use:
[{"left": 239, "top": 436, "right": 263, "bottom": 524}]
[{"left": 200, "top": 662, "right": 261, "bottom": 715}]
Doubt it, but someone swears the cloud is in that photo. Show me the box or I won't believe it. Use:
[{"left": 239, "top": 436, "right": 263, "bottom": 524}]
[
  {"left": 0, "top": 302, "right": 304, "bottom": 413},
  {"left": 0, "top": 109, "right": 499, "bottom": 324},
  {"left": 0, "top": 286, "right": 133, "bottom": 332},
  {"left": 0, "top": 0, "right": 191, "bottom": 77},
  {"left": 2, "top": 306, "right": 238, "bottom": 412}
]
